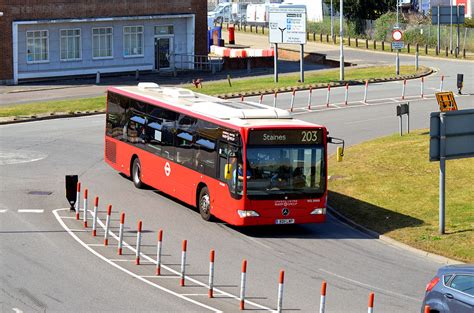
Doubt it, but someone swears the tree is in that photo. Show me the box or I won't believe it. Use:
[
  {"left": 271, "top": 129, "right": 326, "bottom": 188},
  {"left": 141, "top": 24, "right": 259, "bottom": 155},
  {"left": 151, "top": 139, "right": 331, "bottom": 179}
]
[{"left": 324, "top": 0, "right": 397, "bottom": 34}]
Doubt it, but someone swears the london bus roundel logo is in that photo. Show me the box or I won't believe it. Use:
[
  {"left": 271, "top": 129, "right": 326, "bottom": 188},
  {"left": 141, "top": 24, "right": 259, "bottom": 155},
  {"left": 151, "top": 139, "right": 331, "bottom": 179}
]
[{"left": 164, "top": 162, "right": 171, "bottom": 177}]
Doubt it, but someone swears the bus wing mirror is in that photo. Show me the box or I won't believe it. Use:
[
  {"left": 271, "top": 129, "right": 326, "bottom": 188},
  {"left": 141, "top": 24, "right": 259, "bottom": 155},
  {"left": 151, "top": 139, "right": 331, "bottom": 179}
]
[
  {"left": 328, "top": 137, "right": 345, "bottom": 162},
  {"left": 224, "top": 164, "right": 233, "bottom": 180}
]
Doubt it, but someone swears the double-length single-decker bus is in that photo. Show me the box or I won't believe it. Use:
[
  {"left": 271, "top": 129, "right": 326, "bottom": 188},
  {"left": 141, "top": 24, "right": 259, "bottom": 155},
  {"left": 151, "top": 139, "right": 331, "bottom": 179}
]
[{"left": 105, "top": 83, "right": 335, "bottom": 226}]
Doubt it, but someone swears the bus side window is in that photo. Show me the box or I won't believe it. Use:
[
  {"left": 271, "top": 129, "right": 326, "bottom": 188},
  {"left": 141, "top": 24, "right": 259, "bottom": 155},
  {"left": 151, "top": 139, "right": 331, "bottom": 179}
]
[
  {"left": 161, "top": 110, "right": 177, "bottom": 161},
  {"left": 195, "top": 136, "right": 217, "bottom": 177}
]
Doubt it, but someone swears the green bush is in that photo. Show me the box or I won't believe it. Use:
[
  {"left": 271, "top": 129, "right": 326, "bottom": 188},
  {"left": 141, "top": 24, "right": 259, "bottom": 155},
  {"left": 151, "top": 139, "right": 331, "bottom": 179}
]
[{"left": 373, "top": 12, "right": 401, "bottom": 41}]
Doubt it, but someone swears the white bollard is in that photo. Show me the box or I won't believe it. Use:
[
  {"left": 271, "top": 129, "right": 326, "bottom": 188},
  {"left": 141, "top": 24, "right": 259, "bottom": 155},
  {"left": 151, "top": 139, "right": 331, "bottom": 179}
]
[
  {"left": 83, "top": 189, "right": 88, "bottom": 228},
  {"left": 156, "top": 229, "right": 163, "bottom": 275},
  {"left": 75, "top": 182, "right": 81, "bottom": 220},
  {"left": 368, "top": 292, "right": 375, "bottom": 313},
  {"left": 208, "top": 249, "right": 215, "bottom": 298},
  {"left": 401, "top": 79, "right": 406, "bottom": 100},
  {"left": 363, "top": 80, "right": 369, "bottom": 103},
  {"left": 421, "top": 77, "right": 424, "bottom": 98},
  {"left": 92, "top": 196, "right": 99, "bottom": 237},
  {"left": 307, "top": 86, "right": 313, "bottom": 110},
  {"left": 180, "top": 240, "right": 187, "bottom": 286},
  {"left": 136, "top": 220, "right": 142, "bottom": 265},
  {"left": 440, "top": 75, "right": 444, "bottom": 92},
  {"left": 240, "top": 259, "right": 247, "bottom": 310},
  {"left": 259, "top": 93, "right": 263, "bottom": 104},
  {"left": 326, "top": 84, "right": 331, "bottom": 107},
  {"left": 319, "top": 280, "right": 327, "bottom": 313},
  {"left": 118, "top": 212, "right": 125, "bottom": 255},
  {"left": 290, "top": 89, "right": 296, "bottom": 112},
  {"left": 344, "top": 83, "right": 349, "bottom": 105},
  {"left": 277, "top": 270, "right": 285, "bottom": 313},
  {"left": 273, "top": 91, "right": 278, "bottom": 107},
  {"left": 104, "top": 205, "right": 112, "bottom": 246}
]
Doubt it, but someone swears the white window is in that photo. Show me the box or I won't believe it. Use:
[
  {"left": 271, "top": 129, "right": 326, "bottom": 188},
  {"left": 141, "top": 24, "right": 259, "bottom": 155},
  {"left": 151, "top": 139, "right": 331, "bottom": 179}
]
[
  {"left": 92, "top": 27, "right": 113, "bottom": 59},
  {"left": 26, "top": 30, "right": 49, "bottom": 63},
  {"left": 60, "top": 29, "right": 81, "bottom": 61},
  {"left": 154, "top": 25, "right": 174, "bottom": 35},
  {"left": 123, "top": 26, "right": 144, "bottom": 57}
]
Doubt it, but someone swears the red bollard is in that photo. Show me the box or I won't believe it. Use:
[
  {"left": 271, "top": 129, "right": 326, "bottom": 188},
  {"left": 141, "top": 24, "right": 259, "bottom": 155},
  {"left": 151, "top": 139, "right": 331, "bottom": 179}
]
[
  {"left": 273, "top": 91, "right": 278, "bottom": 107},
  {"left": 307, "top": 86, "right": 313, "bottom": 110},
  {"left": 290, "top": 89, "right": 296, "bottom": 112},
  {"left": 136, "top": 220, "right": 142, "bottom": 265},
  {"left": 118, "top": 212, "right": 125, "bottom": 255},
  {"left": 344, "top": 83, "right": 349, "bottom": 105},
  {"left": 363, "top": 80, "right": 369, "bottom": 103},
  {"left": 240, "top": 259, "right": 247, "bottom": 310},
  {"left": 440, "top": 75, "right": 444, "bottom": 91},
  {"left": 421, "top": 77, "right": 424, "bottom": 98},
  {"left": 326, "top": 84, "right": 331, "bottom": 107},
  {"left": 180, "top": 240, "right": 187, "bottom": 286},
  {"left": 401, "top": 79, "right": 407, "bottom": 100},
  {"left": 424, "top": 305, "right": 430, "bottom": 313},
  {"left": 241, "top": 95, "right": 244, "bottom": 102},
  {"left": 368, "top": 292, "right": 375, "bottom": 313},
  {"left": 319, "top": 280, "right": 327, "bottom": 313},
  {"left": 156, "top": 229, "right": 163, "bottom": 275},
  {"left": 208, "top": 249, "right": 215, "bottom": 298},
  {"left": 277, "top": 270, "right": 285, "bottom": 313},
  {"left": 75, "top": 182, "right": 81, "bottom": 220},
  {"left": 83, "top": 189, "right": 88, "bottom": 228},
  {"left": 229, "top": 26, "right": 235, "bottom": 45},
  {"left": 92, "top": 196, "right": 99, "bottom": 237},
  {"left": 259, "top": 93, "right": 264, "bottom": 104},
  {"left": 104, "top": 204, "right": 112, "bottom": 246}
]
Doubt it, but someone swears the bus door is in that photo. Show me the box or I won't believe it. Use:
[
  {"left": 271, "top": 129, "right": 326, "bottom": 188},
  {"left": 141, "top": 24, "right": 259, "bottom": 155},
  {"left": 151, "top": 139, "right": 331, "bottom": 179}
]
[{"left": 215, "top": 142, "right": 243, "bottom": 215}]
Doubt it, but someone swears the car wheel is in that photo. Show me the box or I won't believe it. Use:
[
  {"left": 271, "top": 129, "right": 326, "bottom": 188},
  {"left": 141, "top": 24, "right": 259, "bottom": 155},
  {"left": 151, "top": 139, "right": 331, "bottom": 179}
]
[
  {"left": 198, "top": 187, "right": 212, "bottom": 221},
  {"left": 132, "top": 158, "right": 144, "bottom": 189}
]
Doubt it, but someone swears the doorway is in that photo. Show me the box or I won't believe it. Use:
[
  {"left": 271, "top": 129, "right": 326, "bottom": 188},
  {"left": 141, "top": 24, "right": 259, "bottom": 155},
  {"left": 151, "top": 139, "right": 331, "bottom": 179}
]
[{"left": 154, "top": 37, "right": 173, "bottom": 70}]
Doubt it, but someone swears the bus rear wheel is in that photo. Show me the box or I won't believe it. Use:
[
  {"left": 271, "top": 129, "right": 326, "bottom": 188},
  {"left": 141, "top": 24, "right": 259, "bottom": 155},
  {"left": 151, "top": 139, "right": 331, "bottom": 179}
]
[
  {"left": 132, "top": 158, "right": 144, "bottom": 189},
  {"left": 198, "top": 187, "right": 212, "bottom": 221}
]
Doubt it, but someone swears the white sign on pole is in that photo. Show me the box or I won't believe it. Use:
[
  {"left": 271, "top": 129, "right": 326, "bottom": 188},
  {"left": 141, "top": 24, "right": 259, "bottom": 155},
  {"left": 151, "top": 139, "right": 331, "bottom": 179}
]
[{"left": 269, "top": 5, "right": 307, "bottom": 44}]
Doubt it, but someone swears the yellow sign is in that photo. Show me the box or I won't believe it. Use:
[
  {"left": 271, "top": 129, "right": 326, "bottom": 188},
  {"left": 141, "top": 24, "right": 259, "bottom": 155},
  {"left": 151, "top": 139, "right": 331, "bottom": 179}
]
[{"left": 435, "top": 92, "right": 458, "bottom": 112}]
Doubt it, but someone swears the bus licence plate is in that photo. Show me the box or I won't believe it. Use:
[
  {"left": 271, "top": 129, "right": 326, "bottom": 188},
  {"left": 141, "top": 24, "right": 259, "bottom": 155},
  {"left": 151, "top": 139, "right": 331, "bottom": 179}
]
[{"left": 275, "top": 219, "right": 295, "bottom": 225}]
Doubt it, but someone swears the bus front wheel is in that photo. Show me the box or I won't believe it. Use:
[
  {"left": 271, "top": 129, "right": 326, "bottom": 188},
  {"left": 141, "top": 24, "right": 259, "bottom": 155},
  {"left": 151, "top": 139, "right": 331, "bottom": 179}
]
[
  {"left": 132, "top": 158, "right": 144, "bottom": 189},
  {"left": 198, "top": 187, "right": 212, "bottom": 221}
]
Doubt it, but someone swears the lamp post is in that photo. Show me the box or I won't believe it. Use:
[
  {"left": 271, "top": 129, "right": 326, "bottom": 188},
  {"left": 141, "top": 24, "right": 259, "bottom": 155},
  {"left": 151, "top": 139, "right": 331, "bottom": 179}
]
[
  {"left": 330, "top": 0, "right": 334, "bottom": 40},
  {"left": 340, "top": 0, "right": 344, "bottom": 81},
  {"left": 396, "top": 0, "right": 400, "bottom": 76}
]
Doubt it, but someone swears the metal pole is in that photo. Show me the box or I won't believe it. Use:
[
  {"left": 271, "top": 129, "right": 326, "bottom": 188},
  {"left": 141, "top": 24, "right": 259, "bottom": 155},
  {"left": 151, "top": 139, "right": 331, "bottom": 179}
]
[
  {"left": 274, "top": 43, "right": 278, "bottom": 83},
  {"left": 340, "top": 0, "right": 344, "bottom": 81},
  {"left": 450, "top": 0, "right": 453, "bottom": 53},
  {"left": 439, "top": 113, "right": 446, "bottom": 234},
  {"left": 396, "top": 0, "right": 400, "bottom": 76},
  {"left": 300, "top": 44, "right": 304, "bottom": 83},
  {"left": 437, "top": 6, "right": 440, "bottom": 53},
  {"left": 399, "top": 114, "right": 403, "bottom": 136},
  {"left": 407, "top": 108, "right": 410, "bottom": 134},
  {"left": 415, "top": 45, "right": 419, "bottom": 70},
  {"left": 330, "top": 0, "right": 334, "bottom": 40},
  {"left": 457, "top": 5, "right": 460, "bottom": 55}
]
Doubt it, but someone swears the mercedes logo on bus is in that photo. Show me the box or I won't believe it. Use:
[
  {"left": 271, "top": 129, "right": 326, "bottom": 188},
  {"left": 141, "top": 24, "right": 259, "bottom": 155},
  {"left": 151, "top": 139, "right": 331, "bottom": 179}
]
[{"left": 282, "top": 208, "right": 289, "bottom": 216}]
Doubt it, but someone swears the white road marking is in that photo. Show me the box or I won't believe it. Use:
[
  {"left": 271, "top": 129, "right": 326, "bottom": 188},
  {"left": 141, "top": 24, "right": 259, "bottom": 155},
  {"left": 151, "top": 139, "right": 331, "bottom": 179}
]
[
  {"left": 53, "top": 209, "right": 223, "bottom": 313},
  {"left": 140, "top": 275, "right": 179, "bottom": 279},
  {"left": 57, "top": 215, "right": 76, "bottom": 219},
  {"left": 0, "top": 209, "right": 7, "bottom": 213},
  {"left": 87, "top": 243, "right": 105, "bottom": 247},
  {"left": 109, "top": 259, "right": 135, "bottom": 262},
  {"left": 17, "top": 209, "right": 44, "bottom": 213},
  {"left": 344, "top": 116, "right": 393, "bottom": 125},
  {"left": 181, "top": 294, "right": 212, "bottom": 296},
  {"left": 0, "top": 150, "right": 47, "bottom": 165},
  {"left": 12, "top": 308, "right": 23, "bottom": 313},
  {"left": 319, "top": 268, "right": 419, "bottom": 302}
]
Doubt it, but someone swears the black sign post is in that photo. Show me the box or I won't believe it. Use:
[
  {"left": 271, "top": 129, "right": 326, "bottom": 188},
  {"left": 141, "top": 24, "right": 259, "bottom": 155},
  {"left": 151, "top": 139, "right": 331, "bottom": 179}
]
[{"left": 396, "top": 103, "right": 409, "bottom": 136}]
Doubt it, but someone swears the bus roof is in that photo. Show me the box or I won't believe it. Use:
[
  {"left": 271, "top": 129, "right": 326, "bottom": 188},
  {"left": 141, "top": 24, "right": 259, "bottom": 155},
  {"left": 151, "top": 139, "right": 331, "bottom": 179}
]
[{"left": 110, "top": 83, "right": 322, "bottom": 129}]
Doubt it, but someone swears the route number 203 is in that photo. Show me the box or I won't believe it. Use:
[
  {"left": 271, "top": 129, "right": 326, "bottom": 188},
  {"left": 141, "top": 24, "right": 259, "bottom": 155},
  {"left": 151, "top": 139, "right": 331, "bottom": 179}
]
[{"left": 301, "top": 131, "right": 318, "bottom": 142}]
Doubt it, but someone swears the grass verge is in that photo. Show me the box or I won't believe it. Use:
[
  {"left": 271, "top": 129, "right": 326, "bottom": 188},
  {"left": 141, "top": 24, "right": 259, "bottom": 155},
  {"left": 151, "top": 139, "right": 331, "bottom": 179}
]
[
  {"left": 328, "top": 130, "right": 474, "bottom": 262},
  {"left": 184, "top": 65, "right": 426, "bottom": 96}
]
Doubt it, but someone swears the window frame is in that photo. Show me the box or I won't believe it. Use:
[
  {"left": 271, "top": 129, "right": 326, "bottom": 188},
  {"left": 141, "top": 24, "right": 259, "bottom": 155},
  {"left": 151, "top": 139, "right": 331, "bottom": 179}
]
[
  {"left": 26, "top": 30, "right": 49, "bottom": 64},
  {"left": 60, "top": 28, "right": 82, "bottom": 62},
  {"left": 154, "top": 25, "right": 174, "bottom": 36},
  {"left": 446, "top": 274, "right": 474, "bottom": 297},
  {"left": 123, "top": 25, "right": 144, "bottom": 58},
  {"left": 92, "top": 27, "right": 114, "bottom": 60}
]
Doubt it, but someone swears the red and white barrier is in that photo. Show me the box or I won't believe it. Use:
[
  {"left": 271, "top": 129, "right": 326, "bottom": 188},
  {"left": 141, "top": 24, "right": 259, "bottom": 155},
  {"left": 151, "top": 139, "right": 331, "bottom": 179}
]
[
  {"left": 277, "top": 270, "right": 285, "bottom": 313},
  {"left": 424, "top": 305, "right": 430, "bottom": 313},
  {"left": 421, "top": 77, "right": 424, "bottom": 98},
  {"left": 118, "top": 212, "right": 125, "bottom": 255},
  {"left": 92, "top": 196, "right": 99, "bottom": 236},
  {"left": 104, "top": 204, "right": 112, "bottom": 246},
  {"left": 259, "top": 93, "right": 263, "bottom": 104},
  {"left": 75, "top": 182, "right": 81, "bottom": 220},
  {"left": 363, "top": 80, "right": 369, "bottom": 103},
  {"left": 156, "top": 229, "right": 163, "bottom": 275},
  {"left": 290, "top": 89, "right": 296, "bottom": 112},
  {"left": 240, "top": 259, "right": 247, "bottom": 310},
  {"left": 180, "top": 239, "right": 187, "bottom": 286},
  {"left": 83, "top": 189, "right": 88, "bottom": 228},
  {"left": 208, "top": 249, "right": 215, "bottom": 298},
  {"left": 241, "top": 95, "right": 244, "bottom": 102},
  {"left": 319, "top": 280, "right": 327, "bottom": 313},
  {"left": 368, "top": 292, "right": 375, "bottom": 313},
  {"left": 401, "top": 79, "right": 406, "bottom": 100},
  {"left": 307, "top": 86, "right": 313, "bottom": 110},
  {"left": 273, "top": 91, "right": 278, "bottom": 108},
  {"left": 136, "top": 220, "right": 142, "bottom": 265},
  {"left": 326, "top": 85, "right": 331, "bottom": 107},
  {"left": 344, "top": 83, "right": 349, "bottom": 105},
  {"left": 440, "top": 75, "right": 444, "bottom": 92}
]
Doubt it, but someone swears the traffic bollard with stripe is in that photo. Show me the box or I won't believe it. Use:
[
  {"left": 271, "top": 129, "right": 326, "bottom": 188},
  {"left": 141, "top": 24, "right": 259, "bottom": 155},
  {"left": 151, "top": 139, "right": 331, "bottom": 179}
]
[
  {"left": 424, "top": 304, "right": 430, "bottom": 313},
  {"left": 401, "top": 79, "right": 406, "bottom": 100},
  {"left": 440, "top": 75, "right": 444, "bottom": 91},
  {"left": 326, "top": 84, "right": 331, "bottom": 107},
  {"left": 118, "top": 212, "right": 125, "bottom": 255},
  {"left": 180, "top": 239, "right": 187, "bottom": 286},
  {"left": 307, "top": 86, "right": 313, "bottom": 109},
  {"left": 92, "top": 196, "right": 99, "bottom": 236},
  {"left": 273, "top": 91, "right": 278, "bottom": 107},
  {"left": 240, "top": 259, "right": 247, "bottom": 310},
  {"left": 421, "top": 77, "right": 424, "bottom": 98},
  {"left": 104, "top": 204, "right": 112, "bottom": 246},
  {"left": 83, "top": 189, "right": 88, "bottom": 228},
  {"left": 368, "top": 292, "right": 375, "bottom": 313},
  {"left": 319, "top": 280, "right": 327, "bottom": 313},
  {"left": 156, "top": 229, "right": 163, "bottom": 275},
  {"left": 289, "top": 89, "right": 296, "bottom": 112},
  {"left": 241, "top": 95, "right": 244, "bottom": 102},
  {"left": 277, "top": 270, "right": 285, "bottom": 313},
  {"left": 344, "top": 83, "right": 349, "bottom": 105},
  {"left": 363, "top": 80, "right": 369, "bottom": 103},
  {"left": 208, "top": 249, "right": 215, "bottom": 298},
  {"left": 259, "top": 93, "right": 263, "bottom": 104},
  {"left": 75, "top": 182, "right": 81, "bottom": 220},
  {"left": 136, "top": 220, "right": 142, "bottom": 265}
]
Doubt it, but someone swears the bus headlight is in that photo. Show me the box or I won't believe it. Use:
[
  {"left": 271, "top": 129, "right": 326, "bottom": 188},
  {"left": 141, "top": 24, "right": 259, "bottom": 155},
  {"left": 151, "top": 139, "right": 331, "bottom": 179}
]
[
  {"left": 310, "top": 208, "right": 326, "bottom": 215},
  {"left": 237, "top": 210, "right": 260, "bottom": 218}
]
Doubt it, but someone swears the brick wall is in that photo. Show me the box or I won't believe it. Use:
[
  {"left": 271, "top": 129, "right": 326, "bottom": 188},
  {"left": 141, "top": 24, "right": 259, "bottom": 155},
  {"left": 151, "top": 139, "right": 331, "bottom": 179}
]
[{"left": 0, "top": 0, "right": 207, "bottom": 83}]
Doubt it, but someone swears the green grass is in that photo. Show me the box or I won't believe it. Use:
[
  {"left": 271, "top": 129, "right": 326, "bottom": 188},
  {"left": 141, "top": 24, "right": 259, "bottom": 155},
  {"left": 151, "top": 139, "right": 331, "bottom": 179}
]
[
  {"left": 328, "top": 130, "right": 474, "bottom": 262},
  {"left": 184, "top": 65, "right": 425, "bottom": 96},
  {"left": 0, "top": 96, "right": 105, "bottom": 118}
]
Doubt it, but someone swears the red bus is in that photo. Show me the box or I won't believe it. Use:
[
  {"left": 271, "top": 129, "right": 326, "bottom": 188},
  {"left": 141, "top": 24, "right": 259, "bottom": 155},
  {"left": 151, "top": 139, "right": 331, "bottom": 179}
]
[{"left": 105, "top": 83, "right": 335, "bottom": 226}]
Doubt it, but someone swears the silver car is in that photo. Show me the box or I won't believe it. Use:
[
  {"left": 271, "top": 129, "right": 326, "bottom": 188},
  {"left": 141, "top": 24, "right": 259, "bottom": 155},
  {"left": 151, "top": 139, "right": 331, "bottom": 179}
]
[{"left": 421, "top": 264, "right": 474, "bottom": 313}]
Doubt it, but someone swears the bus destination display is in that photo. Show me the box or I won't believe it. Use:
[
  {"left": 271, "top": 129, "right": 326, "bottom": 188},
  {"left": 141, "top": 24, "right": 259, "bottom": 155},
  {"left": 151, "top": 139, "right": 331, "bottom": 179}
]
[{"left": 248, "top": 129, "right": 323, "bottom": 145}]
